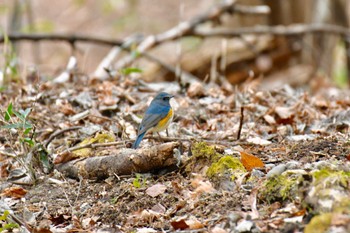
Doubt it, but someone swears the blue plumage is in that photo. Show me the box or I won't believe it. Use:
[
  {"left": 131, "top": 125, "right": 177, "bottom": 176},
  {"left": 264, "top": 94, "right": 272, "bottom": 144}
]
[{"left": 132, "top": 92, "right": 174, "bottom": 149}]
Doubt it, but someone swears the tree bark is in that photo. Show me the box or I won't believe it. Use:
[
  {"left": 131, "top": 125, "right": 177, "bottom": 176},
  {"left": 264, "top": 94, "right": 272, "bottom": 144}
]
[{"left": 56, "top": 142, "right": 179, "bottom": 179}]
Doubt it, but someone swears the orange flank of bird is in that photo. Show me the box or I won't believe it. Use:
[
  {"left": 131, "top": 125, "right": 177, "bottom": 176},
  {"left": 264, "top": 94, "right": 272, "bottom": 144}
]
[{"left": 155, "top": 108, "right": 173, "bottom": 132}]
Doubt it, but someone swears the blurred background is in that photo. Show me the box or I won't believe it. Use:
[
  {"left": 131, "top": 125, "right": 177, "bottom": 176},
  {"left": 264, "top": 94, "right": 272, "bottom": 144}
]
[{"left": 0, "top": 0, "right": 349, "bottom": 88}]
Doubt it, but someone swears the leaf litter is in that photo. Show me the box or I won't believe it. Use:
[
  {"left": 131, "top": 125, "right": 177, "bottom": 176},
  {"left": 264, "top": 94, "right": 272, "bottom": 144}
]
[{"left": 0, "top": 72, "right": 350, "bottom": 232}]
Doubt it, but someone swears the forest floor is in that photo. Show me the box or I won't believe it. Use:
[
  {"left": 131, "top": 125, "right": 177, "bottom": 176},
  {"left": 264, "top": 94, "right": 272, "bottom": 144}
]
[{"left": 1, "top": 74, "right": 350, "bottom": 233}]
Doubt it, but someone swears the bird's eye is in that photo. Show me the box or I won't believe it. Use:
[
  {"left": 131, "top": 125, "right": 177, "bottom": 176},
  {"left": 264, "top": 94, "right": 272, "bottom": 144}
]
[{"left": 163, "top": 97, "right": 167, "bottom": 101}]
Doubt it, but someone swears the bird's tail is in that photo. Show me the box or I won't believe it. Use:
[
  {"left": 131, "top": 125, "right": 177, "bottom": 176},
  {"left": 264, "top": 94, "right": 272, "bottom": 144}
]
[{"left": 132, "top": 132, "right": 146, "bottom": 149}]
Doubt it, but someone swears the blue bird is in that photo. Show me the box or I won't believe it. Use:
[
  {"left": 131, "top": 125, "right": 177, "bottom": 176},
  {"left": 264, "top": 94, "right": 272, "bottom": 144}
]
[{"left": 132, "top": 92, "right": 174, "bottom": 149}]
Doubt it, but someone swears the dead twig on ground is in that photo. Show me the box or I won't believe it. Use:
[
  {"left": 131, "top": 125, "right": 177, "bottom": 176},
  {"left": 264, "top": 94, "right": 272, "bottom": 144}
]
[
  {"left": 237, "top": 106, "right": 245, "bottom": 140},
  {"left": 44, "top": 126, "right": 83, "bottom": 148}
]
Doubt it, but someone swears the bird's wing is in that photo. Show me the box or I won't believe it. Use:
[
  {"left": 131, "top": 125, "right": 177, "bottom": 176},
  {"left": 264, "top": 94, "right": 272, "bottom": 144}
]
[{"left": 138, "top": 105, "right": 170, "bottom": 135}]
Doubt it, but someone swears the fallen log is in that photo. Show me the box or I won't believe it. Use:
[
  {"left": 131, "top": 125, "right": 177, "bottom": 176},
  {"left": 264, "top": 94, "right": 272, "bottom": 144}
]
[{"left": 56, "top": 142, "right": 179, "bottom": 179}]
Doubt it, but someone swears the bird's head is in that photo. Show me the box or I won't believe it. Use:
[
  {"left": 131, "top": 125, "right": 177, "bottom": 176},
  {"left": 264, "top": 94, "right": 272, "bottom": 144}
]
[{"left": 154, "top": 92, "right": 174, "bottom": 103}]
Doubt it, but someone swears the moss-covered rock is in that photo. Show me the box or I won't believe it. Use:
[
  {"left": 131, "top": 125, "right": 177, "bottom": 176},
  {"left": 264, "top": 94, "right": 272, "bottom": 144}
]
[
  {"left": 206, "top": 155, "right": 246, "bottom": 180},
  {"left": 307, "top": 168, "right": 350, "bottom": 212},
  {"left": 259, "top": 170, "right": 306, "bottom": 203},
  {"left": 185, "top": 142, "right": 223, "bottom": 174},
  {"left": 304, "top": 213, "right": 333, "bottom": 233}
]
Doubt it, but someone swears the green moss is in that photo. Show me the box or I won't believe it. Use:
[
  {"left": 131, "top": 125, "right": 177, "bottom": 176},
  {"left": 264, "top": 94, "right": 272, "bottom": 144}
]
[
  {"left": 191, "top": 142, "right": 221, "bottom": 162},
  {"left": 333, "top": 198, "right": 350, "bottom": 214},
  {"left": 206, "top": 156, "right": 246, "bottom": 179},
  {"left": 260, "top": 171, "right": 304, "bottom": 203},
  {"left": 185, "top": 142, "right": 223, "bottom": 174},
  {"left": 304, "top": 213, "right": 333, "bottom": 233},
  {"left": 308, "top": 168, "right": 350, "bottom": 212},
  {"left": 312, "top": 168, "right": 350, "bottom": 188}
]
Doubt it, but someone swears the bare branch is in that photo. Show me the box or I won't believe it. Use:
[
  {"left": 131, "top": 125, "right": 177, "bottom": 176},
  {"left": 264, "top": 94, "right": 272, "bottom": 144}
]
[
  {"left": 2, "top": 24, "right": 349, "bottom": 47},
  {"left": 194, "top": 24, "right": 350, "bottom": 37},
  {"left": 234, "top": 4, "right": 270, "bottom": 15},
  {"left": 114, "top": 0, "right": 239, "bottom": 69},
  {"left": 0, "top": 33, "right": 124, "bottom": 46}
]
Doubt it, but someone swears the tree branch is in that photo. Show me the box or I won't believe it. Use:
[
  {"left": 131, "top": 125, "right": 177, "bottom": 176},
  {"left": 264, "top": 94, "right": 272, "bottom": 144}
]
[
  {"left": 114, "top": 0, "right": 239, "bottom": 69},
  {"left": 0, "top": 33, "right": 124, "bottom": 46},
  {"left": 194, "top": 24, "right": 350, "bottom": 37}
]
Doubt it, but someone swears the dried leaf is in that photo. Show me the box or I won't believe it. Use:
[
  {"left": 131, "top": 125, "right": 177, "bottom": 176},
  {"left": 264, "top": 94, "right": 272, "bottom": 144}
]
[
  {"left": 146, "top": 183, "right": 167, "bottom": 197},
  {"left": 211, "top": 227, "right": 228, "bottom": 233},
  {"left": 187, "top": 82, "right": 205, "bottom": 98},
  {"left": 2, "top": 186, "right": 27, "bottom": 199},
  {"left": 186, "top": 216, "right": 204, "bottom": 229},
  {"left": 275, "top": 106, "right": 294, "bottom": 119},
  {"left": 171, "top": 218, "right": 189, "bottom": 230},
  {"left": 240, "top": 151, "right": 264, "bottom": 171},
  {"left": 247, "top": 137, "right": 271, "bottom": 146},
  {"left": 53, "top": 151, "right": 76, "bottom": 164}
]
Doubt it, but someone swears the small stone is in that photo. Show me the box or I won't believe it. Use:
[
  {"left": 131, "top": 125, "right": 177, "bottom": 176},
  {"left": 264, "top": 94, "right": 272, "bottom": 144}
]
[
  {"left": 229, "top": 212, "right": 242, "bottom": 223},
  {"left": 267, "top": 164, "right": 287, "bottom": 178},
  {"left": 286, "top": 161, "right": 300, "bottom": 170},
  {"left": 74, "top": 92, "right": 93, "bottom": 108},
  {"left": 251, "top": 169, "right": 265, "bottom": 178},
  {"left": 80, "top": 203, "right": 92, "bottom": 213},
  {"left": 236, "top": 220, "right": 253, "bottom": 232},
  {"left": 79, "top": 125, "right": 102, "bottom": 136}
]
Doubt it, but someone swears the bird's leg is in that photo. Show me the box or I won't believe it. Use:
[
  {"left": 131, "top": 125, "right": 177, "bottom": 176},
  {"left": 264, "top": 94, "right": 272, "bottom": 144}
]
[
  {"left": 157, "top": 132, "right": 165, "bottom": 143},
  {"left": 166, "top": 128, "right": 169, "bottom": 137},
  {"left": 150, "top": 132, "right": 155, "bottom": 146}
]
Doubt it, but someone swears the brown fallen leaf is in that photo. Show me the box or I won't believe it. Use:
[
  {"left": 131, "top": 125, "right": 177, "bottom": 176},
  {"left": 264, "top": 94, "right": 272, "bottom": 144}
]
[
  {"left": 1, "top": 186, "right": 27, "bottom": 199},
  {"left": 171, "top": 218, "right": 189, "bottom": 230},
  {"left": 54, "top": 151, "right": 76, "bottom": 164},
  {"left": 186, "top": 216, "right": 205, "bottom": 229},
  {"left": 240, "top": 151, "right": 264, "bottom": 171},
  {"left": 0, "top": 160, "right": 10, "bottom": 178},
  {"left": 57, "top": 100, "right": 76, "bottom": 115}
]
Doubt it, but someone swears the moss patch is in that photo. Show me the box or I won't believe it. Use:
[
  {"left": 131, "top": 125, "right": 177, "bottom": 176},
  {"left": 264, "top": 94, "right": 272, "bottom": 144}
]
[
  {"left": 206, "top": 155, "right": 246, "bottom": 179},
  {"left": 312, "top": 168, "right": 350, "bottom": 188},
  {"left": 260, "top": 171, "right": 305, "bottom": 203},
  {"left": 185, "top": 142, "right": 222, "bottom": 174},
  {"left": 304, "top": 213, "right": 333, "bottom": 233},
  {"left": 307, "top": 168, "right": 350, "bottom": 212}
]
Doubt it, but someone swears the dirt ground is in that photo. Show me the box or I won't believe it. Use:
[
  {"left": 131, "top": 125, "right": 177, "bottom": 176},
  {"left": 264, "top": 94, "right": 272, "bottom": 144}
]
[{"left": 0, "top": 74, "right": 350, "bottom": 232}]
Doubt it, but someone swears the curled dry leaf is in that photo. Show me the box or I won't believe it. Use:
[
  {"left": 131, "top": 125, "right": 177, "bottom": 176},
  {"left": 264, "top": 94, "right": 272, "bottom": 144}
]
[
  {"left": 240, "top": 151, "right": 264, "bottom": 171},
  {"left": 171, "top": 218, "right": 189, "bottom": 230},
  {"left": 187, "top": 82, "right": 205, "bottom": 98},
  {"left": 190, "top": 175, "right": 215, "bottom": 199},
  {"left": 1, "top": 186, "right": 27, "bottom": 199},
  {"left": 54, "top": 150, "right": 75, "bottom": 164},
  {"left": 186, "top": 216, "right": 205, "bottom": 229},
  {"left": 56, "top": 100, "right": 76, "bottom": 115},
  {"left": 275, "top": 106, "right": 294, "bottom": 120},
  {"left": 264, "top": 114, "right": 276, "bottom": 125}
]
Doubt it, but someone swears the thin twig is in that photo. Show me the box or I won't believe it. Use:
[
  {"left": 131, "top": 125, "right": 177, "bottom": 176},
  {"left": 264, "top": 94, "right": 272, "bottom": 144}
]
[
  {"left": 58, "top": 141, "right": 127, "bottom": 156},
  {"left": 237, "top": 106, "right": 244, "bottom": 140},
  {"left": 0, "top": 33, "right": 124, "bottom": 46},
  {"left": 44, "top": 126, "right": 83, "bottom": 148},
  {"left": 194, "top": 24, "right": 350, "bottom": 38}
]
